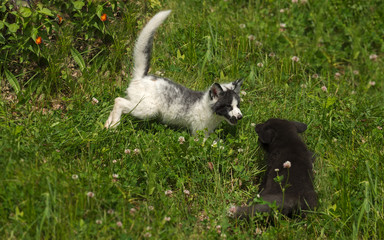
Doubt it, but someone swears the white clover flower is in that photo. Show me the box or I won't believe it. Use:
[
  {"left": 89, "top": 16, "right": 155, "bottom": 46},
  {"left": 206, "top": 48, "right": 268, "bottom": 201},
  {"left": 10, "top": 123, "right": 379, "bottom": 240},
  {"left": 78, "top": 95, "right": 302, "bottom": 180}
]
[
  {"left": 92, "top": 97, "right": 99, "bottom": 104},
  {"left": 178, "top": 136, "right": 185, "bottom": 144},
  {"left": 72, "top": 174, "right": 79, "bottom": 180},
  {"left": 130, "top": 208, "right": 136, "bottom": 216},
  {"left": 165, "top": 190, "right": 173, "bottom": 196},
  {"left": 228, "top": 205, "right": 237, "bottom": 216},
  {"left": 335, "top": 72, "right": 341, "bottom": 79},
  {"left": 291, "top": 56, "right": 300, "bottom": 62},
  {"left": 257, "top": 62, "right": 264, "bottom": 67},
  {"left": 144, "top": 232, "right": 152, "bottom": 238},
  {"left": 183, "top": 189, "right": 190, "bottom": 195},
  {"left": 133, "top": 148, "right": 140, "bottom": 154},
  {"left": 321, "top": 86, "right": 327, "bottom": 92},
  {"left": 87, "top": 192, "right": 95, "bottom": 198},
  {"left": 216, "top": 225, "right": 222, "bottom": 234},
  {"left": 164, "top": 216, "right": 171, "bottom": 222},
  {"left": 107, "top": 209, "right": 115, "bottom": 215},
  {"left": 369, "top": 54, "right": 378, "bottom": 61},
  {"left": 312, "top": 73, "right": 319, "bottom": 79},
  {"left": 124, "top": 149, "right": 131, "bottom": 154},
  {"left": 116, "top": 221, "right": 123, "bottom": 227},
  {"left": 283, "top": 161, "right": 291, "bottom": 168}
]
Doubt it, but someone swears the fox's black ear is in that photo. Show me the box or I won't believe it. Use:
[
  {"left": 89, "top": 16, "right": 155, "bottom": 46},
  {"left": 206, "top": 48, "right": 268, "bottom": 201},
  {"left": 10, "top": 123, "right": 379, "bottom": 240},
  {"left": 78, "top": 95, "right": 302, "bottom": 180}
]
[
  {"left": 292, "top": 121, "right": 307, "bottom": 133},
  {"left": 209, "top": 83, "right": 224, "bottom": 100},
  {"left": 232, "top": 78, "right": 244, "bottom": 94},
  {"left": 255, "top": 124, "right": 276, "bottom": 144}
]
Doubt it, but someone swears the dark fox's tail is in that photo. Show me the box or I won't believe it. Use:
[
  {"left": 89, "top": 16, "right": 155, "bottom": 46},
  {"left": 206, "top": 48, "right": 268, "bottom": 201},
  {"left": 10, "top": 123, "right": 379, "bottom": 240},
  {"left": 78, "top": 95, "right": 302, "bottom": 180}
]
[{"left": 132, "top": 10, "right": 171, "bottom": 80}]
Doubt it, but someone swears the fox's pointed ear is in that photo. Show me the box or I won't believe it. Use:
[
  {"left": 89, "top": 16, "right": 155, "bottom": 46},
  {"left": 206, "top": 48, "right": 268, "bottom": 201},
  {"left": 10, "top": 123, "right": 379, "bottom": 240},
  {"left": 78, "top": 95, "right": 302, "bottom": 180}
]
[
  {"left": 232, "top": 79, "right": 244, "bottom": 94},
  {"left": 209, "top": 83, "right": 224, "bottom": 100},
  {"left": 292, "top": 121, "right": 307, "bottom": 133}
]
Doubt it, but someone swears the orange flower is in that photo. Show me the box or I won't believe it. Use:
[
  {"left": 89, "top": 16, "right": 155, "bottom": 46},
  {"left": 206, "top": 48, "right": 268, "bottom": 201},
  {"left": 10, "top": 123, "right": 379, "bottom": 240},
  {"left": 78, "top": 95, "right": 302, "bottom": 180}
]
[
  {"left": 57, "top": 14, "right": 63, "bottom": 24},
  {"left": 100, "top": 13, "right": 107, "bottom": 22},
  {"left": 35, "top": 36, "right": 42, "bottom": 45}
]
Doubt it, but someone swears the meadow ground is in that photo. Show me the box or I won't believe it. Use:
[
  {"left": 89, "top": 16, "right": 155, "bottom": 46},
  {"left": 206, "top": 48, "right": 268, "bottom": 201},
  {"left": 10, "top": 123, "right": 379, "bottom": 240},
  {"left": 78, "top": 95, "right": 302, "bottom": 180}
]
[{"left": 1, "top": 0, "right": 383, "bottom": 239}]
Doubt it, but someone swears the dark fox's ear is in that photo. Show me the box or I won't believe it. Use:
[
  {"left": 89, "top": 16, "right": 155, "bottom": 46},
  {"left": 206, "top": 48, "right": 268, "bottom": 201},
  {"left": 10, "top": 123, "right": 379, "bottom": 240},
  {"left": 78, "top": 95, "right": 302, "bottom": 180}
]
[
  {"left": 292, "top": 121, "right": 307, "bottom": 133},
  {"left": 255, "top": 124, "right": 275, "bottom": 144},
  {"left": 232, "top": 79, "right": 244, "bottom": 94},
  {"left": 209, "top": 83, "right": 224, "bottom": 100}
]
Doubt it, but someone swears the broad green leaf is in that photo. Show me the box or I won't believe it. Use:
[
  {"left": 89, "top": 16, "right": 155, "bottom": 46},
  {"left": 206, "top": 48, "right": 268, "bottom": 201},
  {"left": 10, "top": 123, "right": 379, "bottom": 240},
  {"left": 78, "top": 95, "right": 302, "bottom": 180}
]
[
  {"left": 8, "top": 23, "right": 19, "bottom": 33},
  {"left": 96, "top": 5, "right": 103, "bottom": 17},
  {"left": 20, "top": 7, "right": 32, "bottom": 17},
  {"left": 70, "top": 47, "right": 86, "bottom": 72},
  {"left": 4, "top": 69, "right": 21, "bottom": 94},
  {"left": 0, "top": 21, "right": 4, "bottom": 30},
  {"left": 39, "top": 8, "right": 53, "bottom": 16},
  {"left": 73, "top": 1, "right": 85, "bottom": 10},
  {"left": 31, "top": 27, "right": 38, "bottom": 40}
]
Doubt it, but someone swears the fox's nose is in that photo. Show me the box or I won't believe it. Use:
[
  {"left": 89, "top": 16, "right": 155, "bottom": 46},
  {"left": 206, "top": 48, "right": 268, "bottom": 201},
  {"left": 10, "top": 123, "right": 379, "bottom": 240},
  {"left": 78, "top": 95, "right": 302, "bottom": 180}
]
[{"left": 237, "top": 115, "right": 243, "bottom": 120}]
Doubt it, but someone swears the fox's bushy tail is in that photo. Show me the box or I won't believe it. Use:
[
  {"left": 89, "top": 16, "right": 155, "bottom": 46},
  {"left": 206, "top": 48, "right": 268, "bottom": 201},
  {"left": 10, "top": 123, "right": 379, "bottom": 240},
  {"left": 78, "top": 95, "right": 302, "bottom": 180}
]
[{"left": 132, "top": 10, "right": 171, "bottom": 80}]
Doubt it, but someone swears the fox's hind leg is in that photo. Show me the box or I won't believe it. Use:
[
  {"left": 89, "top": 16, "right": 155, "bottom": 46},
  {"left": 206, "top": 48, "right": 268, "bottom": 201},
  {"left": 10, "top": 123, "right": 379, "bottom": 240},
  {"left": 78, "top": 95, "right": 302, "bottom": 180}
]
[{"left": 105, "top": 97, "right": 159, "bottom": 128}]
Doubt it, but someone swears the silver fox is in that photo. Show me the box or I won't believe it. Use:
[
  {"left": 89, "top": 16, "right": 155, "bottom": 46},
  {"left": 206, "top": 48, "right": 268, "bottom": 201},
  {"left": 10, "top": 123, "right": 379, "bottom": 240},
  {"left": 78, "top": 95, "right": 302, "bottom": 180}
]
[{"left": 105, "top": 10, "right": 244, "bottom": 134}]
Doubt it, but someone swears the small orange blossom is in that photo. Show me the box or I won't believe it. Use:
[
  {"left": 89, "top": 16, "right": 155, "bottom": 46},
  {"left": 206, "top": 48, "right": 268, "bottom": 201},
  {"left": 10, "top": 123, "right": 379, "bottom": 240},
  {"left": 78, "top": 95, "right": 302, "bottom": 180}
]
[
  {"left": 57, "top": 14, "right": 63, "bottom": 24},
  {"left": 35, "top": 36, "right": 42, "bottom": 45},
  {"left": 100, "top": 13, "right": 107, "bottom": 22}
]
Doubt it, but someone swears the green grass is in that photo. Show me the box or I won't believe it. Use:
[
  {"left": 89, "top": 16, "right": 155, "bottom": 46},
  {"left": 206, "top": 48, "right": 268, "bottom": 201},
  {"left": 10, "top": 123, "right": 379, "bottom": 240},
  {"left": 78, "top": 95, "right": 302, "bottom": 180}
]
[{"left": 1, "top": 0, "right": 384, "bottom": 239}]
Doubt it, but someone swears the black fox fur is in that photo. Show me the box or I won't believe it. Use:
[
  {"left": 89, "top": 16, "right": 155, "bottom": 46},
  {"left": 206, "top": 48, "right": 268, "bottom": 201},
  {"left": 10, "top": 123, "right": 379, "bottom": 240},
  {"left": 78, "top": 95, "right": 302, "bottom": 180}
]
[{"left": 232, "top": 118, "right": 317, "bottom": 218}]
